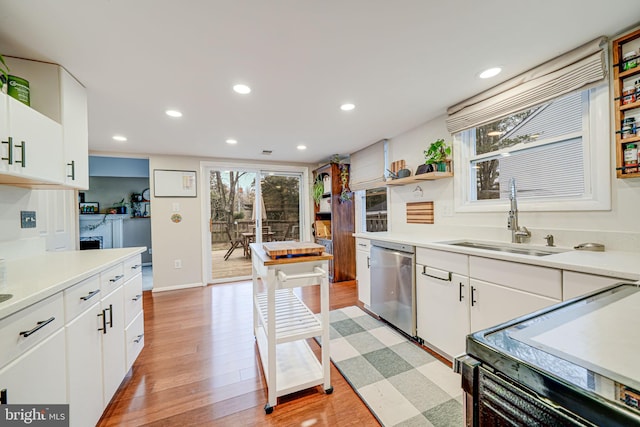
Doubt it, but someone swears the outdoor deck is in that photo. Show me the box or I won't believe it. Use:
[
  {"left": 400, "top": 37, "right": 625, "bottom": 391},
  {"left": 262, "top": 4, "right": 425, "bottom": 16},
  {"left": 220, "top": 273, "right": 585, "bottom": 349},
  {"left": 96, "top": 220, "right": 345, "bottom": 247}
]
[{"left": 211, "top": 245, "right": 252, "bottom": 281}]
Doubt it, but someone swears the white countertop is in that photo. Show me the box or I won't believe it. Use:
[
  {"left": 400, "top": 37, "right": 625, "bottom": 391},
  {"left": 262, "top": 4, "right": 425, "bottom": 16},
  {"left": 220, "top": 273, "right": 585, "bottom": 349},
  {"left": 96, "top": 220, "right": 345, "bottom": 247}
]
[
  {"left": 0, "top": 247, "right": 146, "bottom": 320},
  {"left": 355, "top": 232, "right": 640, "bottom": 281}
]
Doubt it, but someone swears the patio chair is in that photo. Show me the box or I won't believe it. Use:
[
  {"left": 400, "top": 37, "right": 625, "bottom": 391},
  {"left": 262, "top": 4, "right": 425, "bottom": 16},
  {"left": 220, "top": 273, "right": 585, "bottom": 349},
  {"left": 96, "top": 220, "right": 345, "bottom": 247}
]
[{"left": 224, "top": 227, "right": 245, "bottom": 261}]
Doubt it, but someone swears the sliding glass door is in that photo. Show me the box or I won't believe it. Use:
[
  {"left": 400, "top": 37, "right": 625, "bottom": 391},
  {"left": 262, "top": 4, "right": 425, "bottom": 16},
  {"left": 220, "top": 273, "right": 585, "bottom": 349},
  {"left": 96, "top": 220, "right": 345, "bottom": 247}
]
[{"left": 208, "top": 166, "right": 303, "bottom": 283}]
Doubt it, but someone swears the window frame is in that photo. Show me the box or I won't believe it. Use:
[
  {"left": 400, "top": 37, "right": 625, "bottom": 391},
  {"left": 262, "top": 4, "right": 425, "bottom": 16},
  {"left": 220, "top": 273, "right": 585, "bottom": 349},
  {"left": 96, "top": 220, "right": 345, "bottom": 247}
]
[{"left": 454, "top": 83, "right": 611, "bottom": 213}]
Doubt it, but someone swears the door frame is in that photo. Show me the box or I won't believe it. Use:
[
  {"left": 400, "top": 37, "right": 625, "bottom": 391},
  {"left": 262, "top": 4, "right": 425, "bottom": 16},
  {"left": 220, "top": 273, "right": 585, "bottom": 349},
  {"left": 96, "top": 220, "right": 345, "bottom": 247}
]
[{"left": 200, "top": 160, "right": 311, "bottom": 284}]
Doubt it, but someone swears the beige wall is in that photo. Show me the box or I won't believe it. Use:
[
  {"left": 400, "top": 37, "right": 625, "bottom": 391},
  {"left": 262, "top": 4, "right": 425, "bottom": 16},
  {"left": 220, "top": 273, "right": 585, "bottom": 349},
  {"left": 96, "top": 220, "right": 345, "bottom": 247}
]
[
  {"left": 385, "top": 114, "right": 640, "bottom": 251},
  {"left": 148, "top": 155, "right": 315, "bottom": 292}
]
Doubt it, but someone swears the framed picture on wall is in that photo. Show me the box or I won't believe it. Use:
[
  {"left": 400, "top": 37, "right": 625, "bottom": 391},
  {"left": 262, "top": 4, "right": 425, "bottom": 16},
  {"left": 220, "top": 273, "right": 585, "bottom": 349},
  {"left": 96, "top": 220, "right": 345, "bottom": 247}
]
[{"left": 153, "top": 169, "right": 197, "bottom": 197}]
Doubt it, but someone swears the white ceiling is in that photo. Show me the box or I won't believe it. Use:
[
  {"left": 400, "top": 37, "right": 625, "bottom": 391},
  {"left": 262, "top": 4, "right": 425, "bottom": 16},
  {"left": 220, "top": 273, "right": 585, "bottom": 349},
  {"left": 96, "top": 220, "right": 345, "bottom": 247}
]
[{"left": 0, "top": 1, "right": 639, "bottom": 164}]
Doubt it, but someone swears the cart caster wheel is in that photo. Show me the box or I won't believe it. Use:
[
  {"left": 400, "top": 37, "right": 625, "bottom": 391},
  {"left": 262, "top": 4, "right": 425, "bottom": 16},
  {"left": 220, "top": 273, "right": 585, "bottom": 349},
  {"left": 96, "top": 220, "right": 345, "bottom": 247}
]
[
  {"left": 325, "top": 386, "right": 333, "bottom": 394},
  {"left": 264, "top": 404, "right": 274, "bottom": 414}
]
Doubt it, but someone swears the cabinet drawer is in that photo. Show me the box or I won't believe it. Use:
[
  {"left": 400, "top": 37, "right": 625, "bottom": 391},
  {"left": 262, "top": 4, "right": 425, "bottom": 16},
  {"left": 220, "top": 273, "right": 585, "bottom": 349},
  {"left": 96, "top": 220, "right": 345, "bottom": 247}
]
[
  {"left": 563, "top": 271, "right": 626, "bottom": 301},
  {"left": 124, "top": 274, "right": 143, "bottom": 326},
  {"left": 355, "top": 238, "right": 370, "bottom": 252},
  {"left": 416, "top": 247, "right": 468, "bottom": 275},
  {"left": 125, "top": 310, "right": 144, "bottom": 371},
  {"left": 0, "top": 292, "right": 64, "bottom": 368},
  {"left": 123, "top": 254, "right": 142, "bottom": 281},
  {"left": 100, "top": 263, "right": 124, "bottom": 294},
  {"left": 470, "top": 257, "right": 561, "bottom": 299},
  {"left": 64, "top": 274, "right": 101, "bottom": 322}
]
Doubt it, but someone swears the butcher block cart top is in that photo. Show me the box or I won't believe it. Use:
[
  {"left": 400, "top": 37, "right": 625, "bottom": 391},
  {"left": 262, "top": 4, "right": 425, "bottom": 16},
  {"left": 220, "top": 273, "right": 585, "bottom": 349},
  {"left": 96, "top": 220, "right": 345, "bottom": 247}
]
[{"left": 250, "top": 241, "right": 333, "bottom": 414}]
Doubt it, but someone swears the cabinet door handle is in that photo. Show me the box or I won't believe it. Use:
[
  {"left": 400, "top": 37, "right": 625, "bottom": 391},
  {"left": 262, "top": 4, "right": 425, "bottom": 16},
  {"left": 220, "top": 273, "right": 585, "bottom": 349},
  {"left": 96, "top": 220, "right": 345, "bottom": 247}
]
[
  {"left": 358, "top": 243, "right": 367, "bottom": 247},
  {"left": 367, "top": 256, "right": 370, "bottom": 268},
  {"left": 80, "top": 289, "right": 100, "bottom": 301},
  {"left": 110, "top": 274, "right": 124, "bottom": 283},
  {"left": 134, "top": 334, "right": 144, "bottom": 343},
  {"left": 131, "top": 264, "right": 141, "bottom": 270},
  {"left": 19, "top": 317, "right": 55, "bottom": 338},
  {"left": 421, "top": 266, "right": 451, "bottom": 281},
  {"left": 471, "top": 286, "right": 477, "bottom": 307},
  {"left": 67, "top": 160, "right": 75, "bottom": 180},
  {"left": 0, "top": 388, "right": 6, "bottom": 404},
  {"left": 107, "top": 304, "right": 113, "bottom": 328},
  {"left": 98, "top": 310, "right": 107, "bottom": 334},
  {"left": 132, "top": 294, "right": 142, "bottom": 302},
  {"left": 459, "top": 282, "right": 464, "bottom": 302},
  {"left": 14, "top": 140, "right": 25, "bottom": 168},
  {"left": 1, "top": 137, "right": 13, "bottom": 164}
]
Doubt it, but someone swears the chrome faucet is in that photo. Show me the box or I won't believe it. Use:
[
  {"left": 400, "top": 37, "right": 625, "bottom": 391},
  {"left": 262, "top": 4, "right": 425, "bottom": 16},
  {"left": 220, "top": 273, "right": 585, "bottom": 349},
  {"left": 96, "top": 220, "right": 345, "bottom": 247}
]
[{"left": 507, "top": 178, "right": 531, "bottom": 243}]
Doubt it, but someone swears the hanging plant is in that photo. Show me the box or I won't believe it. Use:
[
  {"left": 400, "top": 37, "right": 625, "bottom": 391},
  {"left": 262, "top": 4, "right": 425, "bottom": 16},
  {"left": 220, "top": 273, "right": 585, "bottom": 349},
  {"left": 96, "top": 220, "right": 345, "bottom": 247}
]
[
  {"left": 313, "top": 175, "right": 324, "bottom": 207},
  {"left": 338, "top": 164, "right": 352, "bottom": 203}
]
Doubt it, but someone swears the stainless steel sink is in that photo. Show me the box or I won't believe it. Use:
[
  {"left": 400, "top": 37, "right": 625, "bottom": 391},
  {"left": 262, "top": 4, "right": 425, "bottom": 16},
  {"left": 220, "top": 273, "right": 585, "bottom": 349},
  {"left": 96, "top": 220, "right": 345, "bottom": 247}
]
[
  {"left": 441, "top": 241, "right": 565, "bottom": 257},
  {"left": 0, "top": 294, "right": 12, "bottom": 303}
]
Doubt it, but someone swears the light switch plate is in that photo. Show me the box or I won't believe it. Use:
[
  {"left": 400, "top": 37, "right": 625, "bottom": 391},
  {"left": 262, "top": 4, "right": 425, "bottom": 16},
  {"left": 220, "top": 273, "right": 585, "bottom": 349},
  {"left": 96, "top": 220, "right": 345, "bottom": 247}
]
[{"left": 20, "top": 211, "right": 36, "bottom": 228}]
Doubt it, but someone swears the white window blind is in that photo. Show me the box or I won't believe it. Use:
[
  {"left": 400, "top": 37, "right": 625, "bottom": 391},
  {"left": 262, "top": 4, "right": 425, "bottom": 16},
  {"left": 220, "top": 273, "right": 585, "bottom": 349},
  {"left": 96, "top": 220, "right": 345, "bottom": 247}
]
[
  {"left": 446, "top": 36, "right": 607, "bottom": 134},
  {"left": 349, "top": 139, "right": 387, "bottom": 191}
]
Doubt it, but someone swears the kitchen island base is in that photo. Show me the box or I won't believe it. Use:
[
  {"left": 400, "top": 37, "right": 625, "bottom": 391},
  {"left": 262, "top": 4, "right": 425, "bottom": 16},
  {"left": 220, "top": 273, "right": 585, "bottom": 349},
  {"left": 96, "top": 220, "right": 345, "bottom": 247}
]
[{"left": 250, "top": 242, "right": 333, "bottom": 413}]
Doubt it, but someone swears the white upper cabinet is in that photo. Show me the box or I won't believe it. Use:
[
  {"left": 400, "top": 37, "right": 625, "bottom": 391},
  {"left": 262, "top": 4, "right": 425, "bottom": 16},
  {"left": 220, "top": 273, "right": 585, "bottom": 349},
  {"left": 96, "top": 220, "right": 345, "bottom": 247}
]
[
  {"left": 60, "top": 68, "right": 89, "bottom": 189},
  {"left": 0, "top": 57, "right": 88, "bottom": 188}
]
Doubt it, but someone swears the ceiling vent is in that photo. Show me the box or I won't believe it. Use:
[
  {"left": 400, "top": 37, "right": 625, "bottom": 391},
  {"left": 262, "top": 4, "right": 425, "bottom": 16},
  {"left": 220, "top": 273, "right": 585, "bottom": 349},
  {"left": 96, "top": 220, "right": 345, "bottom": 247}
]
[{"left": 261, "top": 150, "right": 272, "bottom": 155}]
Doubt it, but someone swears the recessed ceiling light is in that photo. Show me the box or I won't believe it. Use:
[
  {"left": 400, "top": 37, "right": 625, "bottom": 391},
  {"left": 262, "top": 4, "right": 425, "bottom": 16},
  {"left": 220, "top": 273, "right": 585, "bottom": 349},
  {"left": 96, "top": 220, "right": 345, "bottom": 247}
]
[
  {"left": 165, "top": 110, "right": 182, "bottom": 118},
  {"left": 487, "top": 131, "right": 504, "bottom": 136},
  {"left": 340, "top": 103, "right": 355, "bottom": 111},
  {"left": 225, "top": 139, "right": 237, "bottom": 144},
  {"left": 112, "top": 135, "right": 127, "bottom": 142},
  {"left": 233, "top": 84, "right": 251, "bottom": 94},
  {"left": 479, "top": 67, "right": 502, "bottom": 79},
  {"left": 297, "top": 144, "right": 307, "bottom": 150}
]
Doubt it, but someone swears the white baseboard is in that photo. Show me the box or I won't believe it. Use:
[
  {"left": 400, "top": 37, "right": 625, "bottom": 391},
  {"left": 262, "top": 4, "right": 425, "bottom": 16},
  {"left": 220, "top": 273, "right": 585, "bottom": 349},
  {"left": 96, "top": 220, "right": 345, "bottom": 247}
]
[{"left": 151, "top": 282, "right": 204, "bottom": 293}]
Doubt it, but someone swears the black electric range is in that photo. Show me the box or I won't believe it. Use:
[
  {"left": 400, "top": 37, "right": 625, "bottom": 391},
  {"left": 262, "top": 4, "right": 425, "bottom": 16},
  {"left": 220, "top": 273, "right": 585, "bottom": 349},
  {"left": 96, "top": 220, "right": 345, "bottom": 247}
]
[{"left": 456, "top": 283, "right": 640, "bottom": 426}]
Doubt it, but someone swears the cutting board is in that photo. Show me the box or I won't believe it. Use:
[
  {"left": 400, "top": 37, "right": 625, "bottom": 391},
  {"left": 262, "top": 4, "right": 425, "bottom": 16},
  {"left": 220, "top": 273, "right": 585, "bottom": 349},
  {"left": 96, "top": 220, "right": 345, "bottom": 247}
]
[
  {"left": 263, "top": 241, "right": 325, "bottom": 258},
  {"left": 406, "top": 201, "right": 434, "bottom": 224}
]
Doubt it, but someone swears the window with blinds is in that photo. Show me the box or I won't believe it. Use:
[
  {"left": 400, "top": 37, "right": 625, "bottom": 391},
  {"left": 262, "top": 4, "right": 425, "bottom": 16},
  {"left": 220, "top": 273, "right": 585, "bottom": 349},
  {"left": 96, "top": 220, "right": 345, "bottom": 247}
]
[{"left": 457, "top": 85, "right": 610, "bottom": 210}]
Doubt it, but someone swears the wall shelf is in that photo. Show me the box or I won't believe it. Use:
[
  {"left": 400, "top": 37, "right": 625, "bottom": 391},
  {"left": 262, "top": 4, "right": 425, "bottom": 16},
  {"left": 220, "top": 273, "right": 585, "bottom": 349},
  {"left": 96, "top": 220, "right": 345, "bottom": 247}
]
[
  {"left": 385, "top": 171, "right": 453, "bottom": 186},
  {"left": 612, "top": 28, "right": 640, "bottom": 179}
]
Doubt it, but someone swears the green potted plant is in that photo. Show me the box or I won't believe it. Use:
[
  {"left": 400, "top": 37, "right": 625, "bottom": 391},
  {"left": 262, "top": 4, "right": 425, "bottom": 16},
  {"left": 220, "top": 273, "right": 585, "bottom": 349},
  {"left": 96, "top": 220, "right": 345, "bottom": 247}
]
[{"left": 424, "top": 139, "right": 452, "bottom": 172}]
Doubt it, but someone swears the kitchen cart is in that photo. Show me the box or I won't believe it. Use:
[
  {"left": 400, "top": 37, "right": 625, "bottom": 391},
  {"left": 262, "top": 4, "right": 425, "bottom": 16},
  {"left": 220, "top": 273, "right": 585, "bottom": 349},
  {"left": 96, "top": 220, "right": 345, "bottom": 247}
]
[{"left": 250, "top": 242, "right": 333, "bottom": 414}]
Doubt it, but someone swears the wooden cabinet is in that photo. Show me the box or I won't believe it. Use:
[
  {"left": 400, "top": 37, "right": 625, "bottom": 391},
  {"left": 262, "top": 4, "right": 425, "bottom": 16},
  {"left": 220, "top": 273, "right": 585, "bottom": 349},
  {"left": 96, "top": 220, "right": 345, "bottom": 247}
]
[
  {"left": 355, "top": 238, "right": 371, "bottom": 306},
  {"left": 612, "top": 28, "right": 640, "bottom": 178},
  {"left": 0, "top": 57, "right": 88, "bottom": 188},
  {"left": 312, "top": 163, "right": 355, "bottom": 282}
]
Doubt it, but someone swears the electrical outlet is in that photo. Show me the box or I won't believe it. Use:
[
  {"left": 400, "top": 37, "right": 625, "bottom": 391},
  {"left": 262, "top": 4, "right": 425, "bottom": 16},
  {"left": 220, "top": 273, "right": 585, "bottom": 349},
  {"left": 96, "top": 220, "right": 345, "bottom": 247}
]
[
  {"left": 148, "top": 248, "right": 152, "bottom": 254},
  {"left": 442, "top": 202, "right": 454, "bottom": 217},
  {"left": 172, "top": 203, "right": 180, "bottom": 212},
  {"left": 174, "top": 259, "right": 182, "bottom": 269},
  {"left": 20, "top": 211, "right": 36, "bottom": 228}
]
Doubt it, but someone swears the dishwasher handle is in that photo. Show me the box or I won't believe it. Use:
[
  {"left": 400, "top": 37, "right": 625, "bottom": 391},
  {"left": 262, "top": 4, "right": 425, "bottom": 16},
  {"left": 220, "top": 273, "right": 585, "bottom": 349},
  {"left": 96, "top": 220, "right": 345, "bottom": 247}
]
[{"left": 421, "top": 266, "right": 452, "bottom": 282}]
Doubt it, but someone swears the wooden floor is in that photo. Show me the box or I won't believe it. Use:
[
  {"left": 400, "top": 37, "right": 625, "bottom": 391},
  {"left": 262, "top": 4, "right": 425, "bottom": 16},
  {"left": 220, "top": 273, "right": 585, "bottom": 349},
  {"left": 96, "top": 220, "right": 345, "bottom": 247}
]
[{"left": 97, "top": 279, "right": 379, "bottom": 426}]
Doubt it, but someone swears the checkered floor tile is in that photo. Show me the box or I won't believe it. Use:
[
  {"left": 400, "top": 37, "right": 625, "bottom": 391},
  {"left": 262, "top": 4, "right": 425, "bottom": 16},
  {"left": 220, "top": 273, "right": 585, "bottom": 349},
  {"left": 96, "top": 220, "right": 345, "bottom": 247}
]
[{"left": 320, "top": 306, "right": 463, "bottom": 427}]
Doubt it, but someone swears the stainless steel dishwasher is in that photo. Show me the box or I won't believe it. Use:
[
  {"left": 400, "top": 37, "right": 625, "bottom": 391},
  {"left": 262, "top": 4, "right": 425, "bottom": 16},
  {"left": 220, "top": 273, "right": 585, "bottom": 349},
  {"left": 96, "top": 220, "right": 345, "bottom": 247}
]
[{"left": 370, "top": 240, "right": 416, "bottom": 337}]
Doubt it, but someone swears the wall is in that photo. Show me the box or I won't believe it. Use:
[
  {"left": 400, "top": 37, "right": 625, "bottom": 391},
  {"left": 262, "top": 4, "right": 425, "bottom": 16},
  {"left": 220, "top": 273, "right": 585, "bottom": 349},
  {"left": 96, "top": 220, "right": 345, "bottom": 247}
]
[
  {"left": 386, "top": 114, "right": 640, "bottom": 252},
  {"left": 0, "top": 185, "right": 76, "bottom": 259},
  {"left": 82, "top": 176, "right": 152, "bottom": 263},
  {"left": 148, "top": 155, "right": 315, "bottom": 292}
]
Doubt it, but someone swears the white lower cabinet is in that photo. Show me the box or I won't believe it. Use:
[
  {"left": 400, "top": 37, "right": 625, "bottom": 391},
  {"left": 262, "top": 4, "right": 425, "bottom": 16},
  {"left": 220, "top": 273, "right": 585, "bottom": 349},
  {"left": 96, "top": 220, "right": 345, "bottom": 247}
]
[
  {"left": 416, "top": 268, "right": 469, "bottom": 358},
  {"left": 125, "top": 311, "right": 145, "bottom": 371},
  {"left": 562, "top": 271, "right": 627, "bottom": 301},
  {"left": 415, "top": 248, "right": 562, "bottom": 361},
  {"left": 469, "top": 278, "right": 559, "bottom": 332},
  {"left": 66, "top": 301, "right": 104, "bottom": 427},
  {"left": 101, "top": 286, "right": 126, "bottom": 405},
  {"left": 355, "top": 238, "right": 371, "bottom": 306}
]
